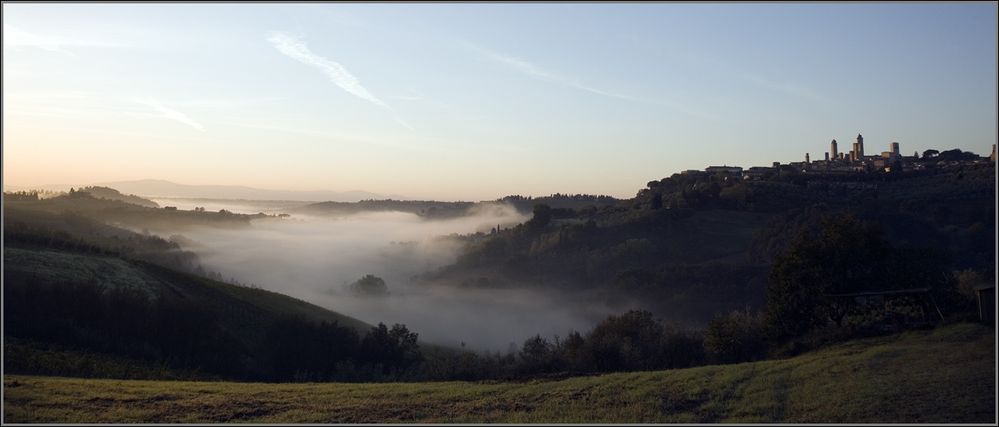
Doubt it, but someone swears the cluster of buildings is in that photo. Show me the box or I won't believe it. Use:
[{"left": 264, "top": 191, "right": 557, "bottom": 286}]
[
  {"left": 691, "top": 135, "right": 996, "bottom": 181},
  {"left": 778, "top": 133, "right": 912, "bottom": 177}
]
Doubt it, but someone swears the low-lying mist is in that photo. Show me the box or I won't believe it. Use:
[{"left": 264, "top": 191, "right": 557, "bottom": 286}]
[
  {"left": 164, "top": 200, "right": 627, "bottom": 351},
  {"left": 149, "top": 197, "right": 308, "bottom": 214}
]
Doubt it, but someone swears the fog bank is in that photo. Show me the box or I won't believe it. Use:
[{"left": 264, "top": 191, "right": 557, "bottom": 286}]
[
  {"left": 149, "top": 197, "right": 308, "bottom": 215},
  {"left": 166, "top": 202, "right": 627, "bottom": 351}
]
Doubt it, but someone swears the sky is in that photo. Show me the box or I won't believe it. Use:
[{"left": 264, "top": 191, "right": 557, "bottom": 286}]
[{"left": 3, "top": 3, "right": 997, "bottom": 201}]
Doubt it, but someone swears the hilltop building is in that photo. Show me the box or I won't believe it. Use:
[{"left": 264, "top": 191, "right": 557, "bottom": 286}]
[
  {"left": 727, "top": 132, "right": 959, "bottom": 182},
  {"left": 743, "top": 134, "right": 928, "bottom": 177},
  {"left": 743, "top": 166, "right": 774, "bottom": 180},
  {"left": 705, "top": 165, "right": 743, "bottom": 174},
  {"left": 848, "top": 134, "right": 864, "bottom": 162}
]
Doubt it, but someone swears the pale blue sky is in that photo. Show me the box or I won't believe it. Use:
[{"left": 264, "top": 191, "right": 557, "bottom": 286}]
[{"left": 3, "top": 3, "right": 996, "bottom": 200}]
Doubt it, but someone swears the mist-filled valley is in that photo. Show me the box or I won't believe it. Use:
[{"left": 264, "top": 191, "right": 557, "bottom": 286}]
[
  {"left": 158, "top": 202, "right": 625, "bottom": 350},
  {"left": 7, "top": 159, "right": 994, "bottom": 364},
  {"left": 5, "top": 3, "right": 996, "bottom": 423},
  {"left": 3, "top": 155, "right": 996, "bottom": 424}
]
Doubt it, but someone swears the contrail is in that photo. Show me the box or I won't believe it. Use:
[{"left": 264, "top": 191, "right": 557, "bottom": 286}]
[
  {"left": 134, "top": 98, "right": 204, "bottom": 131},
  {"left": 268, "top": 32, "right": 403, "bottom": 116},
  {"left": 3, "top": 24, "right": 123, "bottom": 56},
  {"left": 464, "top": 42, "right": 715, "bottom": 119},
  {"left": 465, "top": 42, "right": 638, "bottom": 101}
]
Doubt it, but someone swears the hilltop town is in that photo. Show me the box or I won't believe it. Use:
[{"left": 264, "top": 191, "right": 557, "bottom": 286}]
[{"left": 696, "top": 135, "right": 997, "bottom": 180}]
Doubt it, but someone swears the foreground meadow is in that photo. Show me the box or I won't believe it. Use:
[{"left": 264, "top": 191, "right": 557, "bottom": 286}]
[{"left": 4, "top": 323, "right": 994, "bottom": 423}]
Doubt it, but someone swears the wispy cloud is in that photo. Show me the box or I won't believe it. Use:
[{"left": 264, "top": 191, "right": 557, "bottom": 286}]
[
  {"left": 267, "top": 31, "right": 387, "bottom": 107},
  {"left": 465, "top": 42, "right": 641, "bottom": 102},
  {"left": 267, "top": 31, "right": 412, "bottom": 130},
  {"left": 463, "top": 42, "right": 714, "bottom": 119},
  {"left": 134, "top": 98, "right": 205, "bottom": 131},
  {"left": 3, "top": 25, "right": 123, "bottom": 55}
]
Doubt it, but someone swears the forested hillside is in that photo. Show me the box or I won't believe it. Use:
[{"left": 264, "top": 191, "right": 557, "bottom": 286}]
[{"left": 426, "top": 161, "right": 996, "bottom": 326}]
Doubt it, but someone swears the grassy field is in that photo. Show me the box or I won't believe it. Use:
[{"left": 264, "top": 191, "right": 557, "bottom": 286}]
[{"left": 4, "top": 322, "right": 994, "bottom": 423}]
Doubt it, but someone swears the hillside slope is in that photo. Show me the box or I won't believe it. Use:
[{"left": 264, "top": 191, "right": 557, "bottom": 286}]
[
  {"left": 4, "top": 323, "right": 993, "bottom": 423},
  {"left": 3, "top": 248, "right": 371, "bottom": 334},
  {"left": 426, "top": 163, "right": 995, "bottom": 326},
  {"left": 4, "top": 246, "right": 375, "bottom": 381},
  {"left": 4, "top": 194, "right": 266, "bottom": 231}
]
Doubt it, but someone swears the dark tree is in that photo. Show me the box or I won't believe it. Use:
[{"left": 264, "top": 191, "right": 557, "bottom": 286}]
[
  {"left": 519, "top": 334, "right": 554, "bottom": 373},
  {"left": 765, "top": 214, "right": 890, "bottom": 340},
  {"left": 555, "top": 331, "right": 587, "bottom": 373},
  {"left": 360, "top": 323, "right": 421, "bottom": 374},
  {"left": 584, "top": 310, "right": 667, "bottom": 372},
  {"left": 704, "top": 310, "right": 767, "bottom": 364},
  {"left": 527, "top": 203, "right": 553, "bottom": 230},
  {"left": 936, "top": 149, "right": 979, "bottom": 162},
  {"left": 650, "top": 192, "right": 663, "bottom": 210},
  {"left": 349, "top": 274, "right": 388, "bottom": 296}
]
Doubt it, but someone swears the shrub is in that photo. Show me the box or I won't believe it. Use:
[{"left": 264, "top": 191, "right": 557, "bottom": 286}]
[
  {"left": 349, "top": 274, "right": 388, "bottom": 296},
  {"left": 704, "top": 310, "right": 767, "bottom": 364}
]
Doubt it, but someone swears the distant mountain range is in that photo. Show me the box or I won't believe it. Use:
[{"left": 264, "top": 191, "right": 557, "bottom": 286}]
[{"left": 4, "top": 179, "right": 407, "bottom": 202}]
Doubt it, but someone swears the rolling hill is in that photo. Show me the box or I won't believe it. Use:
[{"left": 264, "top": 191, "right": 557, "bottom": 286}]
[
  {"left": 4, "top": 245, "right": 374, "bottom": 380},
  {"left": 3, "top": 200, "right": 456, "bottom": 383},
  {"left": 93, "top": 179, "right": 403, "bottom": 202},
  {"left": 423, "top": 162, "right": 996, "bottom": 327}
]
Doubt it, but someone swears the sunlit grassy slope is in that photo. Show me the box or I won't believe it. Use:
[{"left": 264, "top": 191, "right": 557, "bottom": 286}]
[{"left": 4, "top": 323, "right": 993, "bottom": 423}]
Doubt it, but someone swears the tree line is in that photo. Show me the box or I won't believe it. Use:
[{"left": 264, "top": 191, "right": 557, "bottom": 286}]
[{"left": 4, "top": 272, "right": 422, "bottom": 382}]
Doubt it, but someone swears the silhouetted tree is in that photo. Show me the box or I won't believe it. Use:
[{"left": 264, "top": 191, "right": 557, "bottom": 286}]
[
  {"left": 519, "top": 334, "right": 555, "bottom": 373},
  {"left": 765, "top": 214, "right": 890, "bottom": 340},
  {"left": 704, "top": 310, "right": 767, "bottom": 364},
  {"left": 650, "top": 192, "right": 663, "bottom": 210},
  {"left": 937, "top": 149, "right": 978, "bottom": 162},
  {"left": 527, "top": 204, "right": 552, "bottom": 230},
  {"left": 349, "top": 274, "right": 388, "bottom": 296},
  {"left": 360, "top": 323, "right": 421, "bottom": 374},
  {"left": 584, "top": 310, "right": 667, "bottom": 372}
]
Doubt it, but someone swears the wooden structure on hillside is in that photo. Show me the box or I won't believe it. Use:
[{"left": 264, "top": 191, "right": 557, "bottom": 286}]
[
  {"left": 975, "top": 284, "right": 995, "bottom": 326},
  {"left": 825, "top": 287, "right": 944, "bottom": 325}
]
